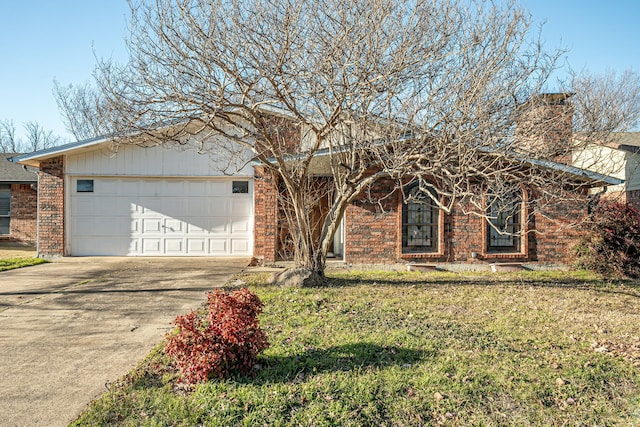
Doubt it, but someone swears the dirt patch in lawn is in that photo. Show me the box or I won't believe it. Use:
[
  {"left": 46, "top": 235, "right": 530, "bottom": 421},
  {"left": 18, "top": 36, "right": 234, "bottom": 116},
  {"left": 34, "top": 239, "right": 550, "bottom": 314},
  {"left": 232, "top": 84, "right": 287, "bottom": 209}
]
[{"left": 0, "top": 241, "right": 37, "bottom": 258}]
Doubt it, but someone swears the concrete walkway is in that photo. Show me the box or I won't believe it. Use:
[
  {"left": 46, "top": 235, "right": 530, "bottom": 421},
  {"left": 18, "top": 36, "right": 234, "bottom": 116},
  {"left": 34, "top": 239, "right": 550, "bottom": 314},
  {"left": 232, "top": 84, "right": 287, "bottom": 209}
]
[{"left": 0, "top": 257, "right": 249, "bottom": 427}]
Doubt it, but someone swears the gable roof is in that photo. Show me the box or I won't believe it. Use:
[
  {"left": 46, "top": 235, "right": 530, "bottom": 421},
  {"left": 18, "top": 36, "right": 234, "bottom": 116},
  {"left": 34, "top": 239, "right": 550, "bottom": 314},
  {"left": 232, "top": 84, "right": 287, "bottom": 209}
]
[
  {"left": 1, "top": 153, "right": 38, "bottom": 183},
  {"left": 256, "top": 132, "right": 623, "bottom": 187}
]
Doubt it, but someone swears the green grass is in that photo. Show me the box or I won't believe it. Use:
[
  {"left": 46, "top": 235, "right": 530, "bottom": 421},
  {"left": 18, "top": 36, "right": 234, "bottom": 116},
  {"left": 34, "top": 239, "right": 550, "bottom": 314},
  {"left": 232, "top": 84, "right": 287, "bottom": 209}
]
[
  {"left": 72, "top": 270, "right": 640, "bottom": 426},
  {"left": 0, "top": 257, "right": 48, "bottom": 271}
]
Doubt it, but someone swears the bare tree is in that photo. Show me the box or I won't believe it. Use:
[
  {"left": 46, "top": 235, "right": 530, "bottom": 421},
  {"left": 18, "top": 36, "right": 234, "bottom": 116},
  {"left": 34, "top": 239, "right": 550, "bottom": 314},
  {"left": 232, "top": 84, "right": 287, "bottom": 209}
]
[
  {"left": 570, "top": 69, "right": 640, "bottom": 136},
  {"left": 22, "top": 121, "right": 61, "bottom": 152},
  {"left": 53, "top": 80, "right": 111, "bottom": 141},
  {"left": 1, "top": 119, "right": 62, "bottom": 153},
  {"left": 0, "top": 119, "right": 20, "bottom": 153},
  {"left": 93, "top": 0, "right": 635, "bottom": 277}
]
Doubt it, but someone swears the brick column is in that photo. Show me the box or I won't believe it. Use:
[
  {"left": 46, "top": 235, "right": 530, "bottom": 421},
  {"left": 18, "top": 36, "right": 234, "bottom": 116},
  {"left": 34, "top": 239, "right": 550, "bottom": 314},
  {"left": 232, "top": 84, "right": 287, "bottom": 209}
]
[
  {"left": 38, "top": 156, "right": 65, "bottom": 257},
  {"left": 253, "top": 166, "right": 278, "bottom": 263}
]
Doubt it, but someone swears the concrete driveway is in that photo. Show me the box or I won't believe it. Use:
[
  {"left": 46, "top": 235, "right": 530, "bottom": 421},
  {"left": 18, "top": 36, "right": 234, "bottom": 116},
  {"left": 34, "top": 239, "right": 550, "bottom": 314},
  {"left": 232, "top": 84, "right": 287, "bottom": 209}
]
[{"left": 0, "top": 257, "right": 249, "bottom": 427}]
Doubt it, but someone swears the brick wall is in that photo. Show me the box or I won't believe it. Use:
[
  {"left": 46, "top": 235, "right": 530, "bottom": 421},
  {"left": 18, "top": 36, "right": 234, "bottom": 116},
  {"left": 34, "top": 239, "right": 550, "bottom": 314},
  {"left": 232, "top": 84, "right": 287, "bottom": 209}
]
[
  {"left": 530, "top": 197, "right": 588, "bottom": 264},
  {"left": 345, "top": 178, "right": 400, "bottom": 263},
  {"left": 253, "top": 167, "right": 587, "bottom": 266},
  {"left": 253, "top": 166, "right": 278, "bottom": 263},
  {"left": 7, "top": 184, "right": 37, "bottom": 244},
  {"left": 38, "top": 156, "right": 65, "bottom": 257},
  {"left": 448, "top": 205, "right": 485, "bottom": 262},
  {"left": 341, "top": 180, "right": 587, "bottom": 266}
]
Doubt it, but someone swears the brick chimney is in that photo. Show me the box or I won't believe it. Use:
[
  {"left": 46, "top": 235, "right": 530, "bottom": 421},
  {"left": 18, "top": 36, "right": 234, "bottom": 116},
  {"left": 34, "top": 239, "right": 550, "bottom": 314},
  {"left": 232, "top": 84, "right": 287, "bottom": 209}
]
[{"left": 515, "top": 93, "right": 574, "bottom": 163}]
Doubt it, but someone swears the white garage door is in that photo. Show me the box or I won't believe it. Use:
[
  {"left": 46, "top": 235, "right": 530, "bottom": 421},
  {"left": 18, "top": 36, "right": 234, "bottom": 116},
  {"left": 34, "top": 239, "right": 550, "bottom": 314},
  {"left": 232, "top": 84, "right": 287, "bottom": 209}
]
[{"left": 69, "top": 178, "right": 252, "bottom": 256}]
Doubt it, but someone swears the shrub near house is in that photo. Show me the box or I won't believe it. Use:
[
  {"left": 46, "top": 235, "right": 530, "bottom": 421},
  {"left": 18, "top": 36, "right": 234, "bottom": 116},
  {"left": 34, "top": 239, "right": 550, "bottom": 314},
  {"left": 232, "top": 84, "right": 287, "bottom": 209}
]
[
  {"left": 576, "top": 201, "right": 640, "bottom": 278},
  {"left": 165, "top": 288, "right": 269, "bottom": 384}
]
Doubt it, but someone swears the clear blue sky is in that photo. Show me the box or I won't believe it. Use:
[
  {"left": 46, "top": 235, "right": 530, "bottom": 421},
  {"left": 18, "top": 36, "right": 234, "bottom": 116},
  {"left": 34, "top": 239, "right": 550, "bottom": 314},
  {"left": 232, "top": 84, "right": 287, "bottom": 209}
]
[{"left": 0, "top": 1, "right": 638, "bottom": 143}]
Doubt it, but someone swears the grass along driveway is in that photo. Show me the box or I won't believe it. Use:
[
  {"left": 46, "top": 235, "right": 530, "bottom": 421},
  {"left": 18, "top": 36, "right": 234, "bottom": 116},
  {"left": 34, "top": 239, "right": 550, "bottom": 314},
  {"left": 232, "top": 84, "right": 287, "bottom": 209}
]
[
  {"left": 73, "top": 270, "right": 640, "bottom": 426},
  {"left": 0, "top": 257, "right": 47, "bottom": 271},
  {"left": 0, "top": 242, "right": 42, "bottom": 271}
]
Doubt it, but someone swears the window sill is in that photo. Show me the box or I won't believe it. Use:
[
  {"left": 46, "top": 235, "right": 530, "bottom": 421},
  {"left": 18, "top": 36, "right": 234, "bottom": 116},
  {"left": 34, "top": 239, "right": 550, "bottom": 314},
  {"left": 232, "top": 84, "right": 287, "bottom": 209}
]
[
  {"left": 483, "top": 252, "right": 527, "bottom": 259},
  {"left": 401, "top": 252, "right": 443, "bottom": 259}
]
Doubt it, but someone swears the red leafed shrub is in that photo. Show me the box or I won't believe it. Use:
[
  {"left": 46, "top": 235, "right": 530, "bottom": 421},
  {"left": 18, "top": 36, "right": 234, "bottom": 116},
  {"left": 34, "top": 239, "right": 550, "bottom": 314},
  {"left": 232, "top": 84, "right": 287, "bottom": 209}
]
[
  {"left": 164, "top": 288, "right": 269, "bottom": 384},
  {"left": 575, "top": 201, "right": 640, "bottom": 278}
]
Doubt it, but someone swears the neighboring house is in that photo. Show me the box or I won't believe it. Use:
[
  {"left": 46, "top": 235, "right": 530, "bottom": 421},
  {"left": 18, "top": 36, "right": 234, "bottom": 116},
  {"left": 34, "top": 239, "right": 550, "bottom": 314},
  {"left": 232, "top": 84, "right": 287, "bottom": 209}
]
[
  {"left": 0, "top": 153, "right": 38, "bottom": 244},
  {"left": 13, "top": 95, "right": 620, "bottom": 266},
  {"left": 572, "top": 132, "right": 640, "bottom": 207}
]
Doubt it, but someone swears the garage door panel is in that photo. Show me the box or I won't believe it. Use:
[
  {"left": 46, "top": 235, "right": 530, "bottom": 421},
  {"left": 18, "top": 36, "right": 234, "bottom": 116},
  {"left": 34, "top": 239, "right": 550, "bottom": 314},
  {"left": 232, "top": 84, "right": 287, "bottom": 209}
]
[
  {"left": 209, "top": 199, "right": 229, "bottom": 216},
  {"left": 186, "top": 180, "right": 209, "bottom": 194},
  {"left": 208, "top": 181, "right": 227, "bottom": 195},
  {"left": 96, "top": 218, "right": 132, "bottom": 235},
  {"left": 164, "top": 239, "right": 185, "bottom": 254},
  {"left": 73, "top": 237, "right": 132, "bottom": 256},
  {"left": 164, "top": 219, "right": 185, "bottom": 234},
  {"left": 119, "top": 180, "right": 140, "bottom": 196},
  {"left": 72, "top": 198, "right": 95, "bottom": 216},
  {"left": 97, "top": 197, "right": 130, "bottom": 216},
  {"left": 230, "top": 198, "right": 251, "bottom": 215},
  {"left": 231, "top": 218, "right": 250, "bottom": 234},
  {"left": 141, "top": 180, "right": 162, "bottom": 195},
  {"left": 231, "top": 239, "right": 249, "bottom": 253},
  {"left": 140, "top": 197, "right": 164, "bottom": 215},
  {"left": 143, "top": 218, "right": 163, "bottom": 233},
  {"left": 186, "top": 220, "right": 208, "bottom": 235},
  {"left": 99, "top": 179, "right": 120, "bottom": 195},
  {"left": 188, "top": 198, "right": 208, "bottom": 215},
  {"left": 209, "top": 217, "right": 228, "bottom": 233},
  {"left": 209, "top": 239, "right": 228, "bottom": 253},
  {"left": 165, "top": 181, "right": 185, "bottom": 195},
  {"left": 187, "top": 239, "right": 207, "bottom": 254},
  {"left": 162, "top": 198, "right": 188, "bottom": 217},
  {"left": 73, "top": 218, "right": 95, "bottom": 235},
  {"left": 70, "top": 178, "right": 253, "bottom": 256},
  {"left": 142, "top": 238, "right": 162, "bottom": 254}
]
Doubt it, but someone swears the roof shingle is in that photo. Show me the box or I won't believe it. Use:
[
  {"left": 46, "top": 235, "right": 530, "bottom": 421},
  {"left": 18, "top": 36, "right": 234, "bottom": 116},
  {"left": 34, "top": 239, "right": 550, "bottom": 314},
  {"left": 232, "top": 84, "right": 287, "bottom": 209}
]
[{"left": 0, "top": 153, "right": 38, "bottom": 182}]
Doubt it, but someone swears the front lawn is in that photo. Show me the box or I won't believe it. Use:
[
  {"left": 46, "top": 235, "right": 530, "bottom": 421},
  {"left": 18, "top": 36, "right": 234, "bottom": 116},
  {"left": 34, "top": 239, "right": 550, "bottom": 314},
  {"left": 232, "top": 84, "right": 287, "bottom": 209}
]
[
  {"left": 73, "top": 270, "right": 640, "bottom": 426},
  {"left": 0, "top": 257, "right": 48, "bottom": 272}
]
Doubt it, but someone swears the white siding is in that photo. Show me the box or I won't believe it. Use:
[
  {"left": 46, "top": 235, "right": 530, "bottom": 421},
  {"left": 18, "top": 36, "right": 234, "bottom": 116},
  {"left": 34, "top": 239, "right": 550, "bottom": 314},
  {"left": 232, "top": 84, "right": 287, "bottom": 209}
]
[{"left": 66, "top": 140, "right": 254, "bottom": 177}]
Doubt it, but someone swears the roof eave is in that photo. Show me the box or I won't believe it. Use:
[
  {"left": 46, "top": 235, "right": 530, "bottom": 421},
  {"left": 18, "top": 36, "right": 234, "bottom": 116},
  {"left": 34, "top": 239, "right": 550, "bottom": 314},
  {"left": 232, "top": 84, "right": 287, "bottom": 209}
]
[
  {"left": 0, "top": 180, "right": 37, "bottom": 184},
  {"left": 10, "top": 135, "right": 112, "bottom": 167}
]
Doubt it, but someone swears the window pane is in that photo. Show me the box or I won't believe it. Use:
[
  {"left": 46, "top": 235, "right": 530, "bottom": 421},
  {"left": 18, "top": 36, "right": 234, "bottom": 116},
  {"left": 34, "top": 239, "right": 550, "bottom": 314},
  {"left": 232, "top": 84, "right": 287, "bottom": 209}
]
[
  {"left": 0, "top": 217, "right": 9, "bottom": 235},
  {"left": 232, "top": 181, "right": 249, "bottom": 194},
  {"left": 77, "top": 180, "right": 94, "bottom": 192},
  {"left": 402, "top": 185, "right": 439, "bottom": 253},
  {"left": 0, "top": 187, "right": 10, "bottom": 217},
  {"left": 487, "top": 190, "right": 521, "bottom": 252}
]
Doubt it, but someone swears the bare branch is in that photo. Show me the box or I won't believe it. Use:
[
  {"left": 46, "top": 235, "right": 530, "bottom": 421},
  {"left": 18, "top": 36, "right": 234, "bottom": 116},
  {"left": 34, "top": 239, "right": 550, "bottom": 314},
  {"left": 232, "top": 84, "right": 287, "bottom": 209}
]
[
  {"left": 0, "top": 119, "right": 20, "bottom": 153},
  {"left": 23, "top": 121, "right": 61, "bottom": 152}
]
